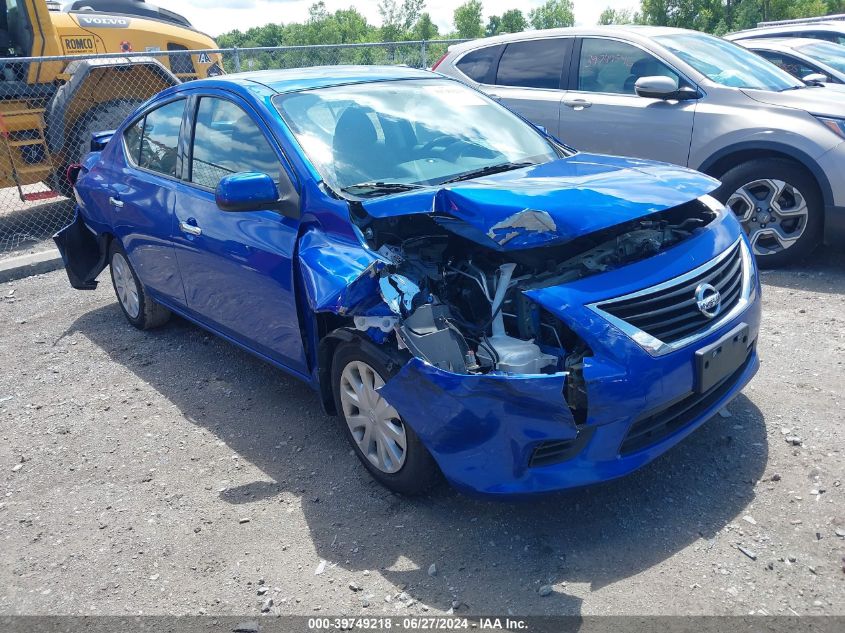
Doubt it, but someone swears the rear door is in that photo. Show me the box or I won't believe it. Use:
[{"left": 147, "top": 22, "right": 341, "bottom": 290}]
[
  {"left": 110, "top": 98, "right": 188, "bottom": 307},
  {"left": 559, "top": 37, "right": 697, "bottom": 166},
  {"left": 171, "top": 92, "right": 306, "bottom": 373},
  {"left": 487, "top": 37, "right": 572, "bottom": 137}
]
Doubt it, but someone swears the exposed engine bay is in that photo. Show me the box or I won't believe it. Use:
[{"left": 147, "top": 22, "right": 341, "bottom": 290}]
[{"left": 347, "top": 198, "right": 717, "bottom": 404}]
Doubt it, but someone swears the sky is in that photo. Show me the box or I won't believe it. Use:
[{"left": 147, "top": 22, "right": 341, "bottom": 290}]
[{"left": 153, "top": 0, "right": 642, "bottom": 38}]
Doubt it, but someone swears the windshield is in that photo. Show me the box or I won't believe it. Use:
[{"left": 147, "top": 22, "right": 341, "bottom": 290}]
[
  {"left": 656, "top": 33, "right": 803, "bottom": 91},
  {"left": 273, "top": 79, "right": 561, "bottom": 195},
  {"left": 797, "top": 41, "right": 845, "bottom": 74}
]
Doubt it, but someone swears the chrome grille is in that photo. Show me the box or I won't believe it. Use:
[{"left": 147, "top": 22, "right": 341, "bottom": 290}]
[{"left": 590, "top": 239, "right": 752, "bottom": 356}]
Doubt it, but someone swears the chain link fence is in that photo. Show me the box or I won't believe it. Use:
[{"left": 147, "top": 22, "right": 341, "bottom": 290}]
[{"left": 0, "top": 39, "right": 463, "bottom": 259}]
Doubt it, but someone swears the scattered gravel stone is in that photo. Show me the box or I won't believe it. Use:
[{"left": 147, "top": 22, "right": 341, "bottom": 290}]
[
  {"left": 427, "top": 563, "right": 437, "bottom": 576},
  {"left": 348, "top": 582, "right": 361, "bottom": 592},
  {"left": 538, "top": 585, "right": 554, "bottom": 597},
  {"left": 785, "top": 436, "right": 803, "bottom": 446},
  {"left": 835, "top": 529, "right": 845, "bottom": 538},
  {"left": 257, "top": 587, "right": 268, "bottom": 596},
  {"left": 770, "top": 473, "right": 782, "bottom": 481},
  {"left": 260, "top": 597, "right": 273, "bottom": 613},
  {"left": 314, "top": 560, "right": 327, "bottom": 575},
  {"left": 239, "top": 517, "right": 251, "bottom": 524},
  {"left": 742, "top": 515, "right": 757, "bottom": 526},
  {"left": 11, "top": 463, "right": 22, "bottom": 472},
  {"left": 738, "top": 546, "right": 757, "bottom": 561}
]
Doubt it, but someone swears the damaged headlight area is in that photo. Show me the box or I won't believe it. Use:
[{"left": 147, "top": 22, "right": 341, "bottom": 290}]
[{"left": 345, "top": 197, "right": 717, "bottom": 420}]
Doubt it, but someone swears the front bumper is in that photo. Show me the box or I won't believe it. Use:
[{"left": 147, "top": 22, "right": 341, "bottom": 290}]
[
  {"left": 379, "top": 211, "right": 762, "bottom": 497},
  {"left": 818, "top": 141, "right": 845, "bottom": 245}
]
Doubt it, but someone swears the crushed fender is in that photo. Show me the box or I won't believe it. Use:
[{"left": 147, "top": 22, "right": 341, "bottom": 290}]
[{"left": 377, "top": 358, "right": 576, "bottom": 477}]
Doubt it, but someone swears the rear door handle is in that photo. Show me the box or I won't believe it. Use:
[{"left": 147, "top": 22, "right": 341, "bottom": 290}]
[
  {"left": 179, "top": 220, "right": 202, "bottom": 236},
  {"left": 563, "top": 99, "right": 592, "bottom": 110},
  {"left": 109, "top": 196, "right": 123, "bottom": 208}
]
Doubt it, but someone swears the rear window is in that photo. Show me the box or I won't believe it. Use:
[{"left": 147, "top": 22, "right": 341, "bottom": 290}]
[
  {"left": 496, "top": 39, "right": 566, "bottom": 90},
  {"left": 455, "top": 46, "right": 500, "bottom": 83}
]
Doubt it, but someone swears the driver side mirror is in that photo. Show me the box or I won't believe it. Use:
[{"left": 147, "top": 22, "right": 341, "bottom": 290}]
[
  {"left": 635, "top": 76, "right": 700, "bottom": 101},
  {"left": 215, "top": 170, "right": 300, "bottom": 219},
  {"left": 802, "top": 72, "right": 828, "bottom": 85}
]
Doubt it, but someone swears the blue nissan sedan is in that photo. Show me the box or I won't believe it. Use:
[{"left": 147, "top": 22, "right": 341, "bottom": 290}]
[{"left": 55, "top": 66, "right": 761, "bottom": 497}]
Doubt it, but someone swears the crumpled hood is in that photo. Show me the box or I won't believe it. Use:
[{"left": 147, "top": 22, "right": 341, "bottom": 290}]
[
  {"left": 740, "top": 86, "right": 845, "bottom": 115},
  {"left": 361, "top": 153, "right": 720, "bottom": 250}
]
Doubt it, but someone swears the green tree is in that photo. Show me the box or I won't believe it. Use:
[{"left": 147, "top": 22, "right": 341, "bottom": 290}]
[
  {"left": 598, "top": 7, "right": 637, "bottom": 24},
  {"left": 454, "top": 0, "right": 484, "bottom": 39},
  {"left": 529, "top": 0, "right": 575, "bottom": 29},
  {"left": 486, "top": 14, "right": 503, "bottom": 36},
  {"left": 501, "top": 9, "right": 528, "bottom": 32},
  {"left": 379, "top": 0, "right": 425, "bottom": 41},
  {"left": 413, "top": 12, "right": 439, "bottom": 40}
]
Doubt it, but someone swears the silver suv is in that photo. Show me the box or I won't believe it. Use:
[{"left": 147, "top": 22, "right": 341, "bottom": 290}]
[{"left": 435, "top": 26, "right": 845, "bottom": 266}]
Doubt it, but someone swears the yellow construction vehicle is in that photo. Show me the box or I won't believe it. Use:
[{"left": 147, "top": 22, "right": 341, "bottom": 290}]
[{"left": 0, "top": 0, "right": 223, "bottom": 199}]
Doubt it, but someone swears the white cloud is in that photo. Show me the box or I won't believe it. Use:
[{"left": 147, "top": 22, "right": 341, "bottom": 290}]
[{"left": 155, "top": 0, "right": 640, "bottom": 38}]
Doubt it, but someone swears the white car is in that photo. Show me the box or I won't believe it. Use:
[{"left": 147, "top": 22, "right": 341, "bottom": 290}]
[{"left": 736, "top": 37, "right": 845, "bottom": 87}]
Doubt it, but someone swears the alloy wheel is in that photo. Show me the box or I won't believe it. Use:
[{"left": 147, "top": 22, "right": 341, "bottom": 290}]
[
  {"left": 727, "top": 178, "right": 809, "bottom": 256},
  {"left": 112, "top": 252, "right": 140, "bottom": 319},
  {"left": 339, "top": 360, "right": 407, "bottom": 474}
]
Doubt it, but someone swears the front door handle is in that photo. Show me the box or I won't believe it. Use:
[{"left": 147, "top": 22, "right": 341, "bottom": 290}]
[
  {"left": 179, "top": 220, "right": 202, "bottom": 237},
  {"left": 563, "top": 99, "right": 592, "bottom": 110},
  {"left": 109, "top": 196, "right": 124, "bottom": 208}
]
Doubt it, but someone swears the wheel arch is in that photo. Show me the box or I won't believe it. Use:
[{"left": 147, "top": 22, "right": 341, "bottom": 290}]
[{"left": 696, "top": 142, "right": 832, "bottom": 209}]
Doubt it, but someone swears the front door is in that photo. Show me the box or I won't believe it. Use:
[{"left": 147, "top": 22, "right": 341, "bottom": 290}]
[
  {"left": 559, "top": 37, "right": 697, "bottom": 166},
  {"left": 171, "top": 94, "right": 306, "bottom": 373}
]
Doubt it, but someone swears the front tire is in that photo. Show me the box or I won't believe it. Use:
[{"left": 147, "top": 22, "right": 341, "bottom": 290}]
[
  {"left": 109, "top": 241, "right": 171, "bottom": 330},
  {"left": 331, "top": 339, "right": 440, "bottom": 495},
  {"left": 713, "top": 158, "right": 822, "bottom": 268}
]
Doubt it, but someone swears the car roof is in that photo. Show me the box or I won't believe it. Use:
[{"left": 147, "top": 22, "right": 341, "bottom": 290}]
[
  {"left": 738, "top": 37, "right": 836, "bottom": 50},
  {"left": 727, "top": 22, "right": 845, "bottom": 39},
  {"left": 445, "top": 25, "right": 694, "bottom": 54},
  {"left": 176, "top": 65, "right": 438, "bottom": 96}
]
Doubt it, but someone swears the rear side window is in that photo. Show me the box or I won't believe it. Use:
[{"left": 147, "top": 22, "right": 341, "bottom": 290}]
[
  {"left": 455, "top": 46, "right": 500, "bottom": 83},
  {"left": 124, "top": 99, "right": 185, "bottom": 176},
  {"left": 123, "top": 118, "right": 143, "bottom": 165},
  {"left": 496, "top": 39, "right": 566, "bottom": 89},
  {"left": 578, "top": 38, "right": 679, "bottom": 95},
  {"left": 190, "top": 97, "right": 280, "bottom": 189}
]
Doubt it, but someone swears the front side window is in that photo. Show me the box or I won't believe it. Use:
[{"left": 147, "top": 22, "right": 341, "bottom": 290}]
[
  {"left": 797, "top": 41, "right": 845, "bottom": 74},
  {"left": 656, "top": 33, "right": 802, "bottom": 91},
  {"left": 273, "top": 79, "right": 561, "bottom": 194},
  {"left": 495, "top": 39, "right": 566, "bottom": 89},
  {"left": 455, "top": 46, "right": 500, "bottom": 83},
  {"left": 578, "top": 38, "right": 680, "bottom": 95},
  {"left": 190, "top": 97, "right": 279, "bottom": 189},
  {"left": 135, "top": 99, "right": 185, "bottom": 177},
  {"left": 800, "top": 31, "right": 845, "bottom": 46},
  {"left": 755, "top": 50, "right": 819, "bottom": 81}
]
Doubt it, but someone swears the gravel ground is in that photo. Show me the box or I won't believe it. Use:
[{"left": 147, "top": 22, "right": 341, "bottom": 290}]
[{"left": 1, "top": 249, "right": 843, "bottom": 617}]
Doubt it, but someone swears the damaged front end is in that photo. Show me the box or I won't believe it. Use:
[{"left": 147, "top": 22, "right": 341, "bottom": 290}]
[{"left": 299, "top": 155, "right": 724, "bottom": 492}]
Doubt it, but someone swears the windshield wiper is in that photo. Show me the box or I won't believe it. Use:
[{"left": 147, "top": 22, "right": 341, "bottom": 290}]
[
  {"left": 440, "top": 161, "right": 534, "bottom": 184},
  {"left": 779, "top": 85, "right": 806, "bottom": 92},
  {"left": 340, "top": 181, "right": 424, "bottom": 197}
]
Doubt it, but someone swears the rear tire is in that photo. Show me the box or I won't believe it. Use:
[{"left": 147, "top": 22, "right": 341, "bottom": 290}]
[
  {"left": 331, "top": 339, "right": 440, "bottom": 495},
  {"left": 713, "top": 158, "right": 822, "bottom": 268},
  {"left": 109, "top": 241, "right": 171, "bottom": 330}
]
